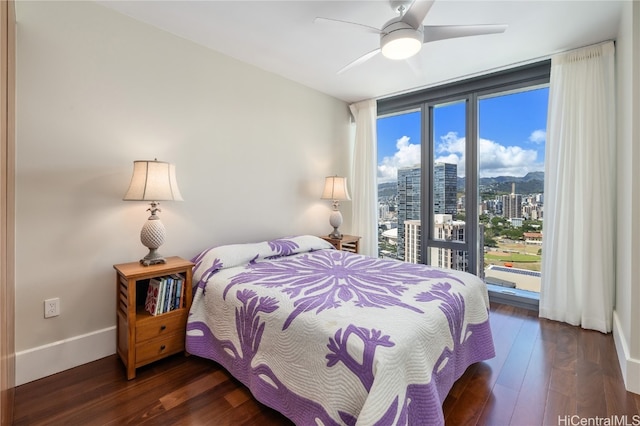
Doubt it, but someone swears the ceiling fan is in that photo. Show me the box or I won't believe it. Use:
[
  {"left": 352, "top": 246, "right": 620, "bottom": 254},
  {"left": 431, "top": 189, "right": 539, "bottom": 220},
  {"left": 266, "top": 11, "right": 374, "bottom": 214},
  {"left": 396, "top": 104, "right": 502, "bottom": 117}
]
[{"left": 315, "top": 0, "right": 508, "bottom": 74}]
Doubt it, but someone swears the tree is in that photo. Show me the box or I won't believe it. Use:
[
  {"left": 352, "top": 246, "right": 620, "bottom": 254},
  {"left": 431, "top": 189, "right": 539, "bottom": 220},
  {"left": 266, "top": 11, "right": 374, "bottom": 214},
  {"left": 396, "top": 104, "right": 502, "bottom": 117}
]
[
  {"left": 491, "top": 216, "right": 506, "bottom": 228},
  {"left": 522, "top": 219, "right": 543, "bottom": 233},
  {"left": 484, "top": 236, "right": 498, "bottom": 247},
  {"left": 504, "top": 228, "right": 524, "bottom": 240}
]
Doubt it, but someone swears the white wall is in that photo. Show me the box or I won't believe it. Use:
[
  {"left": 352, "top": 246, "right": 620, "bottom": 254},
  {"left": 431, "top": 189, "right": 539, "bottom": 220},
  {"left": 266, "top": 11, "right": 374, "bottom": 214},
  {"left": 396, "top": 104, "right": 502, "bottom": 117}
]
[
  {"left": 14, "top": 1, "right": 351, "bottom": 384},
  {"left": 614, "top": 0, "right": 640, "bottom": 394}
]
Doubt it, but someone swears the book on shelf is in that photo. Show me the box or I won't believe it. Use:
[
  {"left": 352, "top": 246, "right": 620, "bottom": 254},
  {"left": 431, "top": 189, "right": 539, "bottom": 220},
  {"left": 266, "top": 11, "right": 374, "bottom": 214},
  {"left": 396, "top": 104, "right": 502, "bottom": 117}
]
[
  {"left": 172, "top": 274, "right": 183, "bottom": 309},
  {"left": 143, "top": 274, "right": 184, "bottom": 316},
  {"left": 163, "top": 276, "right": 173, "bottom": 313},
  {"left": 144, "top": 278, "right": 163, "bottom": 316},
  {"left": 157, "top": 277, "right": 166, "bottom": 314}
]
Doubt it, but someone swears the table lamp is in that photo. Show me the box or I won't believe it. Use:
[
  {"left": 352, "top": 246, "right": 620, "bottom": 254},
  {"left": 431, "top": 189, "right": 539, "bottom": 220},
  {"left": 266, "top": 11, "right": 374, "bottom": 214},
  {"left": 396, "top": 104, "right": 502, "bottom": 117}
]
[
  {"left": 321, "top": 175, "right": 351, "bottom": 239},
  {"left": 123, "top": 159, "right": 183, "bottom": 266}
]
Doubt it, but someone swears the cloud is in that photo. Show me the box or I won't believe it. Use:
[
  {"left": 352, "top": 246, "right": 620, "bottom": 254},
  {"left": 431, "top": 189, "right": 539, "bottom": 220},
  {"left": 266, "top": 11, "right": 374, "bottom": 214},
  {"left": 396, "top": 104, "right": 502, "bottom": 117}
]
[
  {"left": 377, "top": 136, "right": 420, "bottom": 182},
  {"left": 478, "top": 138, "right": 541, "bottom": 177},
  {"left": 436, "top": 131, "right": 544, "bottom": 177},
  {"left": 378, "top": 131, "right": 544, "bottom": 182},
  {"left": 529, "top": 129, "right": 546, "bottom": 144},
  {"left": 437, "top": 131, "right": 465, "bottom": 154},
  {"left": 435, "top": 132, "right": 466, "bottom": 176}
]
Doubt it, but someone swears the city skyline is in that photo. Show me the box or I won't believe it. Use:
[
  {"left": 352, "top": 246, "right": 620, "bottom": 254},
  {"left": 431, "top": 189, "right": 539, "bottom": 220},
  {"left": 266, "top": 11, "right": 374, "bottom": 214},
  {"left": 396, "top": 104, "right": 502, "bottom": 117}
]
[{"left": 377, "top": 87, "right": 549, "bottom": 183}]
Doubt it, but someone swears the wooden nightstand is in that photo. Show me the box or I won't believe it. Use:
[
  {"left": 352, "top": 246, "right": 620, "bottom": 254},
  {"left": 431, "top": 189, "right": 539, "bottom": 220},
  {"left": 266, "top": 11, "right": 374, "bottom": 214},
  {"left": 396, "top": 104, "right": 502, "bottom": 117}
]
[
  {"left": 320, "top": 234, "right": 361, "bottom": 254},
  {"left": 113, "top": 256, "right": 194, "bottom": 380}
]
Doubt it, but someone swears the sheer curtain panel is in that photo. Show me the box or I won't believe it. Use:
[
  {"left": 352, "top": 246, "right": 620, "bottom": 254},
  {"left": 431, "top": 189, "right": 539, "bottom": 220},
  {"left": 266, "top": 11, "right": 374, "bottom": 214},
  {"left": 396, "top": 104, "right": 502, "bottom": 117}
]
[
  {"left": 540, "top": 41, "right": 616, "bottom": 333},
  {"left": 349, "top": 99, "right": 378, "bottom": 257}
]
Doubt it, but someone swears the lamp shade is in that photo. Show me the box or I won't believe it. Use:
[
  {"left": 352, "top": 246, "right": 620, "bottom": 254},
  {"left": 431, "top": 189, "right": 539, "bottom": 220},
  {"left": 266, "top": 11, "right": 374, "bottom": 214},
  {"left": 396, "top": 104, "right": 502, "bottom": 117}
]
[
  {"left": 123, "top": 160, "right": 183, "bottom": 201},
  {"left": 321, "top": 176, "right": 351, "bottom": 201}
]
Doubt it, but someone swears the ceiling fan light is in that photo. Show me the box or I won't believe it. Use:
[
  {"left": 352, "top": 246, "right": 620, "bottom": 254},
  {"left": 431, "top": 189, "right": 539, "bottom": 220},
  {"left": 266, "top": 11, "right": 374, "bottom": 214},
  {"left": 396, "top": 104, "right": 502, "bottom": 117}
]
[{"left": 381, "top": 28, "right": 423, "bottom": 60}]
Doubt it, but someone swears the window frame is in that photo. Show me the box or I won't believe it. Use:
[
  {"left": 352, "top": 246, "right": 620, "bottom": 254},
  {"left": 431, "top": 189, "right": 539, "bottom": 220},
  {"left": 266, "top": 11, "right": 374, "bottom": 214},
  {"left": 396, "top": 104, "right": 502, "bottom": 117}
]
[
  {"left": 377, "top": 61, "right": 550, "bottom": 310},
  {"left": 377, "top": 60, "right": 550, "bottom": 116}
]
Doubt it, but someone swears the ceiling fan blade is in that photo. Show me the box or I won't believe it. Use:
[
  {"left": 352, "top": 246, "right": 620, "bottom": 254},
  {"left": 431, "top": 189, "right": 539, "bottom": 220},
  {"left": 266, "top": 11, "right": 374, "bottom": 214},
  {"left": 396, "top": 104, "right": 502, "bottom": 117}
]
[
  {"left": 337, "top": 48, "right": 381, "bottom": 75},
  {"left": 401, "top": 0, "right": 436, "bottom": 30},
  {"left": 423, "top": 24, "right": 508, "bottom": 43},
  {"left": 314, "top": 17, "right": 381, "bottom": 34}
]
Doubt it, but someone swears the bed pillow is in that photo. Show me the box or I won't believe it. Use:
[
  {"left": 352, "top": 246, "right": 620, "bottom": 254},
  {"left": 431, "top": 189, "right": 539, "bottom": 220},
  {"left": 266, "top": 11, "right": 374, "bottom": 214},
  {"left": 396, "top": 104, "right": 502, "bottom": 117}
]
[{"left": 191, "top": 235, "right": 334, "bottom": 287}]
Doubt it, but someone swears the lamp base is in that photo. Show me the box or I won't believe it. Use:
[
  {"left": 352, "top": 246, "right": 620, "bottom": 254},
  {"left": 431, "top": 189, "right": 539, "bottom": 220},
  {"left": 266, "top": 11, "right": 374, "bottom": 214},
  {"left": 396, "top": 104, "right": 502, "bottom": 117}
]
[
  {"left": 328, "top": 208, "right": 344, "bottom": 240},
  {"left": 140, "top": 248, "right": 166, "bottom": 266},
  {"left": 139, "top": 208, "right": 167, "bottom": 267},
  {"left": 328, "top": 228, "right": 343, "bottom": 239}
]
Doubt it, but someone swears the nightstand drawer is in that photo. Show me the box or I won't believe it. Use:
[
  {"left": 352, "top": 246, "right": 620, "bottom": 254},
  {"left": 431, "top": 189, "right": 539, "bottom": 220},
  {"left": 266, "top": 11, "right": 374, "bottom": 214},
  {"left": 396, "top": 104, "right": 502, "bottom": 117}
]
[
  {"left": 136, "top": 310, "right": 186, "bottom": 342},
  {"left": 135, "top": 333, "right": 185, "bottom": 366}
]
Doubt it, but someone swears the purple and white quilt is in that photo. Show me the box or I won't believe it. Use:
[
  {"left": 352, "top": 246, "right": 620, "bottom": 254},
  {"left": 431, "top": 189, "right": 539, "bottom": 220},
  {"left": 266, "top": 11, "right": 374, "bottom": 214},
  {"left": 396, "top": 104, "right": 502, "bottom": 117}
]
[{"left": 186, "top": 235, "right": 495, "bottom": 425}]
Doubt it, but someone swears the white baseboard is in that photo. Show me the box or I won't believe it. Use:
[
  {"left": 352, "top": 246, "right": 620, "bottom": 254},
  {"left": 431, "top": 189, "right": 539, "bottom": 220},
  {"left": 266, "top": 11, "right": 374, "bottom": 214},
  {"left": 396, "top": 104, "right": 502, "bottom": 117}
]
[
  {"left": 15, "top": 326, "right": 116, "bottom": 386},
  {"left": 613, "top": 311, "right": 640, "bottom": 394}
]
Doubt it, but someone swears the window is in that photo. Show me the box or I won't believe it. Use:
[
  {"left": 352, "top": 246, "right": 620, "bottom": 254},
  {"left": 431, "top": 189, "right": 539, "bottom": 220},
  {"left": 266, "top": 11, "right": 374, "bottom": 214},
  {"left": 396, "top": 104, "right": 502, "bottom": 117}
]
[
  {"left": 478, "top": 88, "right": 548, "bottom": 302},
  {"left": 377, "top": 61, "right": 550, "bottom": 310},
  {"left": 377, "top": 110, "right": 421, "bottom": 261}
]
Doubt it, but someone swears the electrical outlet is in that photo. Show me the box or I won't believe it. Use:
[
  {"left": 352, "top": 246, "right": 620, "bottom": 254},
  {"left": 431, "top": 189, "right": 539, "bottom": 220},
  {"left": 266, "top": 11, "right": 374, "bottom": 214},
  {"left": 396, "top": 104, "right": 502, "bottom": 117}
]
[{"left": 44, "top": 298, "right": 60, "bottom": 318}]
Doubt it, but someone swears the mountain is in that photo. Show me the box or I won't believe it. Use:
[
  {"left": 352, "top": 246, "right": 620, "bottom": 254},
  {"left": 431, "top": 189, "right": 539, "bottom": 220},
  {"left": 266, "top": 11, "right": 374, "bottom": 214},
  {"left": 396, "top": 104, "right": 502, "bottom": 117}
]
[
  {"left": 480, "top": 171, "right": 544, "bottom": 185},
  {"left": 378, "top": 181, "right": 397, "bottom": 199},
  {"left": 457, "top": 172, "right": 544, "bottom": 194},
  {"left": 378, "top": 172, "right": 544, "bottom": 198}
]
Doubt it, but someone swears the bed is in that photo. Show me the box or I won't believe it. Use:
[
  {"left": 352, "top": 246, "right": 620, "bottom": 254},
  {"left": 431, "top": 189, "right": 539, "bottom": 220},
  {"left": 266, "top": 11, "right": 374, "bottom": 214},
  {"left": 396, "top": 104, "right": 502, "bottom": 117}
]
[{"left": 186, "top": 235, "right": 495, "bottom": 425}]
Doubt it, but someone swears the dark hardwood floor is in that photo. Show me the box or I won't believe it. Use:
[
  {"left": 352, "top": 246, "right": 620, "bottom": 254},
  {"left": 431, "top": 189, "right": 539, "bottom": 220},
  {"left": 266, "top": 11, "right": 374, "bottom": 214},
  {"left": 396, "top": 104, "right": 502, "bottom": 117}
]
[{"left": 13, "top": 303, "right": 640, "bottom": 425}]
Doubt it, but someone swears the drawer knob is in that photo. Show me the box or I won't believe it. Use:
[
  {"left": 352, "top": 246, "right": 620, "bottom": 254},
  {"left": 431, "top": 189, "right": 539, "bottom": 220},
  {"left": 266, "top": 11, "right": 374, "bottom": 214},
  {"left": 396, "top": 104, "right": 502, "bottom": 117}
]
[
  {"left": 160, "top": 325, "right": 166, "bottom": 331},
  {"left": 160, "top": 345, "right": 166, "bottom": 351}
]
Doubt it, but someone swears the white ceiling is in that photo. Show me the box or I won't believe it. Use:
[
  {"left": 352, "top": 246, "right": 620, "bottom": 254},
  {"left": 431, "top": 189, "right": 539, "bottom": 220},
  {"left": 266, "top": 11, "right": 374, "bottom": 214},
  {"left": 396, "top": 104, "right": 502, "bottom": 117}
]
[{"left": 98, "top": 0, "right": 624, "bottom": 103}]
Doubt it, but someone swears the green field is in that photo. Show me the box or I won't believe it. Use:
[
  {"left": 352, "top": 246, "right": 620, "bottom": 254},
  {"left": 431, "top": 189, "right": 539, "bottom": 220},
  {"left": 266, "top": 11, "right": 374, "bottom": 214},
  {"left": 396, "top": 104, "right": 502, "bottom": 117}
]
[
  {"left": 484, "top": 252, "right": 539, "bottom": 263},
  {"left": 484, "top": 241, "right": 542, "bottom": 271}
]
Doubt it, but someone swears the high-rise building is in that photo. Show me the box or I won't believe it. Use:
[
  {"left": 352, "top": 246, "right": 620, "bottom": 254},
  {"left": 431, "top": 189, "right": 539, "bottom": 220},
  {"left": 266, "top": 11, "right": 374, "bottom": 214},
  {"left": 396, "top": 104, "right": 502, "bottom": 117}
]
[
  {"left": 397, "top": 163, "right": 458, "bottom": 261},
  {"left": 404, "top": 220, "right": 421, "bottom": 263},
  {"left": 502, "top": 182, "right": 523, "bottom": 219},
  {"left": 434, "top": 162, "right": 458, "bottom": 215},
  {"left": 403, "top": 216, "right": 476, "bottom": 273},
  {"left": 429, "top": 214, "right": 468, "bottom": 271},
  {"left": 397, "top": 166, "right": 421, "bottom": 260},
  {"left": 378, "top": 203, "right": 390, "bottom": 221}
]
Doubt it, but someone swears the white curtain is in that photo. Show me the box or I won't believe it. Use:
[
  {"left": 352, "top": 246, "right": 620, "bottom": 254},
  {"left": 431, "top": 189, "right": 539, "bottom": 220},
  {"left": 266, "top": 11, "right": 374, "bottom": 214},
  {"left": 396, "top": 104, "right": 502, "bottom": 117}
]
[
  {"left": 540, "top": 41, "right": 616, "bottom": 333},
  {"left": 349, "top": 99, "right": 378, "bottom": 257}
]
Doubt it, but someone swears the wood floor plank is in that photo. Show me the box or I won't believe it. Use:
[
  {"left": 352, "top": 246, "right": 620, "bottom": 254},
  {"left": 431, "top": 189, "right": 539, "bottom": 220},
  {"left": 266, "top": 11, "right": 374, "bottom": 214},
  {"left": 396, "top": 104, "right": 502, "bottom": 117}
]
[
  {"left": 480, "top": 303, "right": 527, "bottom": 391},
  {"left": 12, "top": 302, "right": 639, "bottom": 426},
  {"left": 511, "top": 399, "right": 546, "bottom": 426},
  {"left": 446, "top": 361, "right": 478, "bottom": 400},
  {"left": 544, "top": 389, "right": 577, "bottom": 426},
  {"left": 495, "top": 315, "right": 540, "bottom": 391},
  {"left": 443, "top": 362, "right": 493, "bottom": 425},
  {"left": 553, "top": 326, "right": 579, "bottom": 373},
  {"left": 159, "top": 369, "right": 229, "bottom": 410},
  {"left": 603, "top": 369, "right": 640, "bottom": 416},
  {"left": 576, "top": 358, "right": 607, "bottom": 417},
  {"left": 476, "top": 382, "right": 518, "bottom": 425},
  {"left": 511, "top": 330, "right": 555, "bottom": 425},
  {"left": 549, "top": 366, "right": 576, "bottom": 397}
]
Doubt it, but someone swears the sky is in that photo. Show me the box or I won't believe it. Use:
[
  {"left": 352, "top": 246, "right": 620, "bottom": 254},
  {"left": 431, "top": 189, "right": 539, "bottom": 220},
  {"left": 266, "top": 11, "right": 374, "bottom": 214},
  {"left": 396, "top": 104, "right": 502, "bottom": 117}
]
[{"left": 377, "top": 87, "right": 549, "bottom": 183}]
